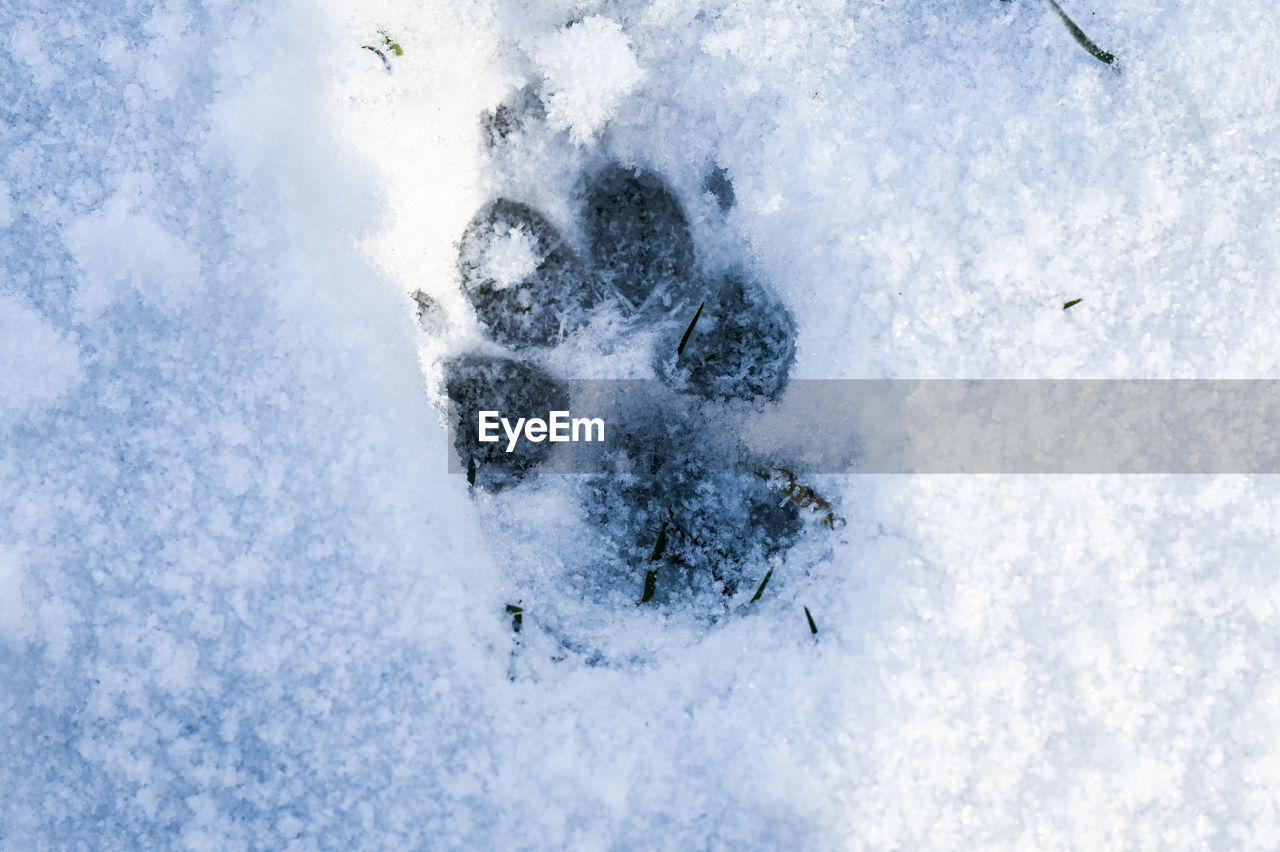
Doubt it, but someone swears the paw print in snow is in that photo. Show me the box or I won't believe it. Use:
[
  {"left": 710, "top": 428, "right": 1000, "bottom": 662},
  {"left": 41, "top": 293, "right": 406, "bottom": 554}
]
[
  {"left": 456, "top": 199, "right": 604, "bottom": 348},
  {"left": 444, "top": 133, "right": 807, "bottom": 602}
]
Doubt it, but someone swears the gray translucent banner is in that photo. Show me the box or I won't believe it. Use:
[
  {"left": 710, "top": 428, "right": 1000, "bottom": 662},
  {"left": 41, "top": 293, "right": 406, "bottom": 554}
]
[{"left": 446, "top": 380, "right": 1280, "bottom": 475}]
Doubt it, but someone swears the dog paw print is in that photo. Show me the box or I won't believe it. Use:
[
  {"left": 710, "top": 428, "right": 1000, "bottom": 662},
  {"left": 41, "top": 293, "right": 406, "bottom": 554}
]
[{"left": 442, "top": 112, "right": 816, "bottom": 604}]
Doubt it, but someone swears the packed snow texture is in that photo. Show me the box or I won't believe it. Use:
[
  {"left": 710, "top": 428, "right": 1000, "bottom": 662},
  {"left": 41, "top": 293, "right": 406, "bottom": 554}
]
[
  {"left": 4, "top": 0, "right": 1280, "bottom": 848},
  {"left": 533, "top": 15, "right": 645, "bottom": 145}
]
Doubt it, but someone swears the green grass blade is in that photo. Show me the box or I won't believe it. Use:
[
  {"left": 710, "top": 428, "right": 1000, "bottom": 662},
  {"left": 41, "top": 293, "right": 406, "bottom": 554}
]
[
  {"left": 750, "top": 567, "right": 774, "bottom": 602},
  {"left": 640, "top": 570, "right": 658, "bottom": 603}
]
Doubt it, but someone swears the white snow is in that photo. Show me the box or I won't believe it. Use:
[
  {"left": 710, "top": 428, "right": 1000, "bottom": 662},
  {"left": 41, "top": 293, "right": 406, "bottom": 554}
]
[
  {"left": 533, "top": 16, "right": 646, "bottom": 145},
  {"left": 0, "top": 293, "right": 83, "bottom": 425},
  {"left": 0, "top": 181, "right": 14, "bottom": 229},
  {"left": 0, "top": 545, "right": 32, "bottom": 642},
  {"left": 64, "top": 192, "right": 204, "bottom": 318},
  {"left": 4, "top": 0, "right": 1280, "bottom": 848},
  {"left": 478, "top": 224, "right": 543, "bottom": 290}
]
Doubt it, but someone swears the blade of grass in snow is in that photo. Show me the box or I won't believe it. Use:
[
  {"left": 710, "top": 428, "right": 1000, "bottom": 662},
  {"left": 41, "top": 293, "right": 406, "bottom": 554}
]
[
  {"left": 750, "top": 567, "right": 774, "bottom": 602},
  {"left": 379, "top": 31, "right": 403, "bottom": 56},
  {"left": 650, "top": 521, "right": 668, "bottom": 561},
  {"left": 640, "top": 570, "right": 657, "bottom": 603},
  {"left": 677, "top": 302, "right": 705, "bottom": 356},
  {"left": 1042, "top": 0, "right": 1116, "bottom": 65},
  {"left": 361, "top": 45, "right": 393, "bottom": 73},
  {"left": 640, "top": 522, "right": 667, "bottom": 603}
]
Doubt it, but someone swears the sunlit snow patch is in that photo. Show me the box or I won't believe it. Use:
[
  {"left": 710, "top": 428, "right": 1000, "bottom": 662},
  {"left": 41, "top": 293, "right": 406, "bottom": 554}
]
[{"left": 534, "top": 16, "right": 645, "bottom": 144}]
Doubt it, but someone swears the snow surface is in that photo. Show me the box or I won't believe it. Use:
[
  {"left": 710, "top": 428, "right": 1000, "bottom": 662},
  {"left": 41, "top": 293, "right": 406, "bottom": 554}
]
[
  {"left": 5, "top": 0, "right": 1280, "bottom": 848},
  {"left": 473, "top": 225, "right": 543, "bottom": 292}
]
